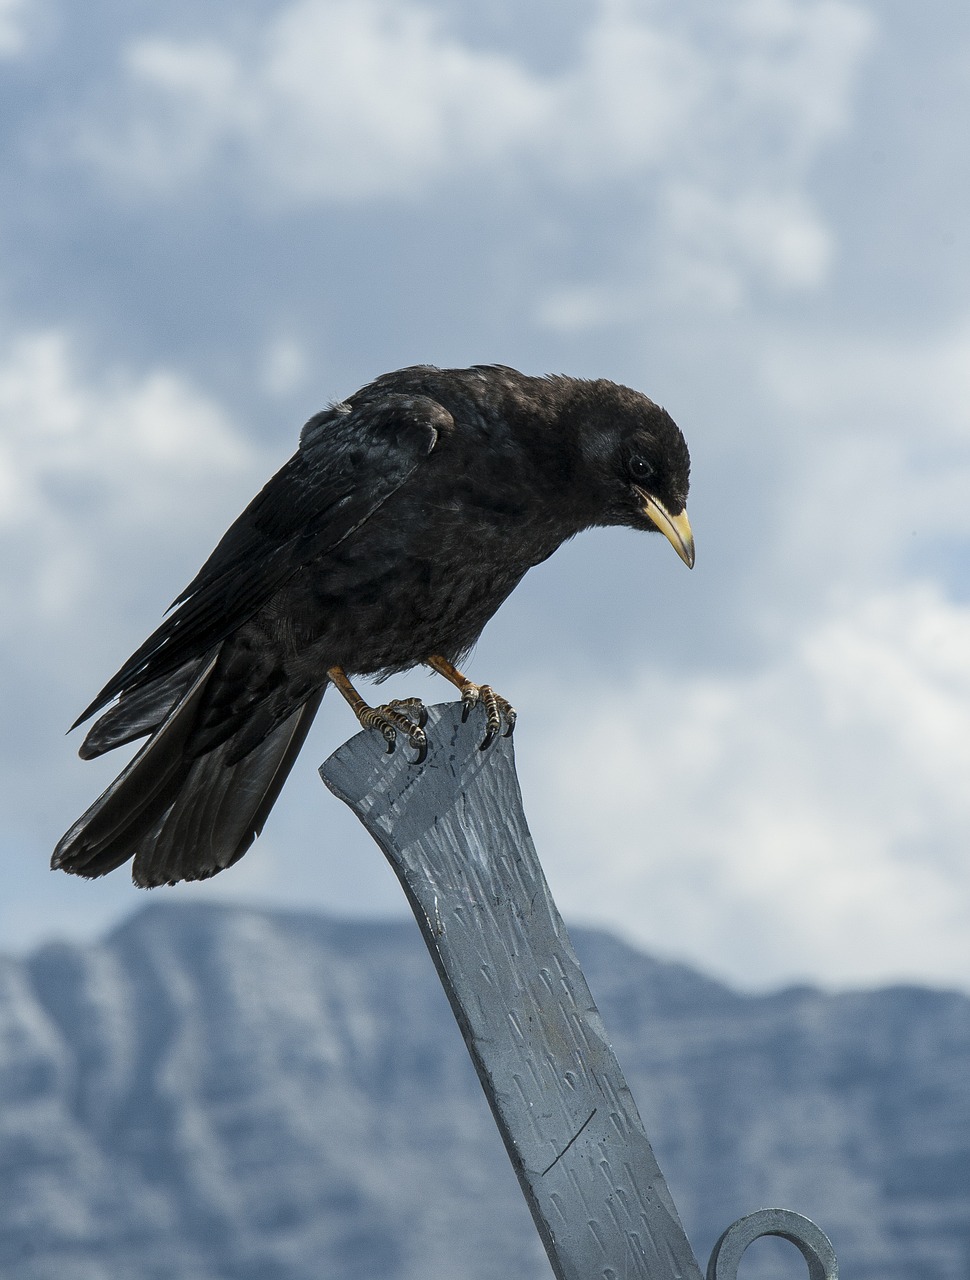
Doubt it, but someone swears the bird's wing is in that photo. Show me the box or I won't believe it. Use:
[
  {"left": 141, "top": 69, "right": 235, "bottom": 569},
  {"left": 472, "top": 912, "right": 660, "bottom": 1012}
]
[{"left": 73, "top": 394, "right": 448, "bottom": 727}]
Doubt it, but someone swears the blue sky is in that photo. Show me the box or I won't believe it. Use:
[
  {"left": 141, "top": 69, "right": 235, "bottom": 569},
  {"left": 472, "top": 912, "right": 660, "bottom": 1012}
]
[{"left": 2, "top": 0, "right": 970, "bottom": 990}]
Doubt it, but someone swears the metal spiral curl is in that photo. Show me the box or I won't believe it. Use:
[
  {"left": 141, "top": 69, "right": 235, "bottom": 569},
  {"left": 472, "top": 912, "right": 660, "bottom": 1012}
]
[{"left": 707, "top": 1209, "right": 838, "bottom": 1280}]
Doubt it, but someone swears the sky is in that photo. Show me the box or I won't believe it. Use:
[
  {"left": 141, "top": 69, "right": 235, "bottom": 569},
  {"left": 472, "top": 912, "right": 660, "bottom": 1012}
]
[{"left": 2, "top": 0, "right": 970, "bottom": 992}]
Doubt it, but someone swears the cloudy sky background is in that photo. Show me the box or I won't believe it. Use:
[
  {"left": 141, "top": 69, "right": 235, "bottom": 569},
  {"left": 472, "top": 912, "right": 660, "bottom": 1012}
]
[{"left": 2, "top": 0, "right": 969, "bottom": 991}]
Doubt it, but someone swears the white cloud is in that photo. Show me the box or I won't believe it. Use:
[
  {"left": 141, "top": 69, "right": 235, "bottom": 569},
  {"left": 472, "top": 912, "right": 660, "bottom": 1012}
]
[
  {"left": 259, "top": 335, "right": 310, "bottom": 397},
  {"left": 0, "top": 329, "right": 256, "bottom": 629},
  {"left": 527, "top": 582, "right": 970, "bottom": 991},
  {"left": 750, "top": 318, "right": 970, "bottom": 607},
  {"left": 70, "top": 0, "right": 873, "bottom": 307},
  {"left": 662, "top": 185, "right": 833, "bottom": 298},
  {"left": 79, "top": 0, "right": 550, "bottom": 200},
  {"left": 728, "top": 0, "right": 874, "bottom": 154},
  {"left": 534, "top": 284, "right": 643, "bottom": 334},
  {"left": 761, "top": 318, "right": 970, "bottom": 440},
  {"left": 0, "top": 0, "right": 30, "bottom": 57}
]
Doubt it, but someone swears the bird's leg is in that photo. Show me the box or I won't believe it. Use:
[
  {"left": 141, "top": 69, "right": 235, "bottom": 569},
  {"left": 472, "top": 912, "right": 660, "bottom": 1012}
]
[
  {"left": 426, "top": 655, "right": 516, "bottom": 749},
  {"left": 327, "top": 667, "right": 427, "bottom": 758}
]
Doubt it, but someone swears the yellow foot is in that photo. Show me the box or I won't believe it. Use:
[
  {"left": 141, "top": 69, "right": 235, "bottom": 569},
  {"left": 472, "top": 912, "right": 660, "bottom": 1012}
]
[
  {"left": 327, "top": 668, "right": 428, "bottom": 759},
  {"left": 426, "top": 655, "right": 516, "bottom": 749}
]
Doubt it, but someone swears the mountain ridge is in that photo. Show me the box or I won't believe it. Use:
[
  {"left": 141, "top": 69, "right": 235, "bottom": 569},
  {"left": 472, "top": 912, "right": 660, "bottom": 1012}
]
[{"left": 1, "top": 901, "right": 967, "bottom": 1279}]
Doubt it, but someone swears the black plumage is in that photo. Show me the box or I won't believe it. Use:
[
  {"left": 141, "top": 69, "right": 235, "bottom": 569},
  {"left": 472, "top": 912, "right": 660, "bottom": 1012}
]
[{"left": 53, "top": 364, "right": 693, "bottom": 887}]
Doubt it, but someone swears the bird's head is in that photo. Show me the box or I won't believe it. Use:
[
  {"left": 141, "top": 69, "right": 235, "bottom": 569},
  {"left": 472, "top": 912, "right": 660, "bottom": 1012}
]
[{"left": 569, "top": 382, "right": 694, "bottom": 568}]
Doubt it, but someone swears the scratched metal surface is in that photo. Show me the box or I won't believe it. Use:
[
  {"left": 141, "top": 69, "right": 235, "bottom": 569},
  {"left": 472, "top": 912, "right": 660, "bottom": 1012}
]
[{"left": 321, "top": 701, "right": 705, "bottom": 1280}]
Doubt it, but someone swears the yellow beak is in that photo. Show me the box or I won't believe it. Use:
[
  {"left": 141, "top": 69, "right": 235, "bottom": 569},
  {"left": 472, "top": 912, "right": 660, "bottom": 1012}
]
[{"left": 637, "top": 490, "right": 695, "bottom": 568}]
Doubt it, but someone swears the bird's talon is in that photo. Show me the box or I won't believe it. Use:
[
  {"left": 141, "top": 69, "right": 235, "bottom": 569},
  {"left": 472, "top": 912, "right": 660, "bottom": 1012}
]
[
  {"left": 387, "top": 697, "right": 427, "bottom": 726},
  {"left": 478, "top": 685, "right": 503, "bottom": 743},
  {"left": 424, "top": 661, "right": 516, "bottom": 747},
  {"left": 362, "top": 701, "right": 431, "bottom": 757},
  {"left": 400, "top": 699, "right": 429, "bottom": 729}
]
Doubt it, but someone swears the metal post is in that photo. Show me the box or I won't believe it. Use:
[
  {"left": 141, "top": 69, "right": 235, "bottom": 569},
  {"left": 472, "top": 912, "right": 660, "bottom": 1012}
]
[{"left": 320, "top": 702, "right": 838, "bottom": 1280}]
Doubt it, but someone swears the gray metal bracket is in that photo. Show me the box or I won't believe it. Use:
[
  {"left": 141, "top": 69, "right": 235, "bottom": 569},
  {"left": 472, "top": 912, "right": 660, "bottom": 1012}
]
[
  {"left": 320, "top": 701, "right": 838, "bottom": 1280},
  {"left": 707, "top": 1210, "right": 838, "bottom": 1280}
]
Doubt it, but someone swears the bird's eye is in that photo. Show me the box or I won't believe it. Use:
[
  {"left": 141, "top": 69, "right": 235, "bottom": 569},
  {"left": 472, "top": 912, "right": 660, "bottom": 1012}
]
[{"left": 628, "top": 455, "right": 654, "bottom": 483}]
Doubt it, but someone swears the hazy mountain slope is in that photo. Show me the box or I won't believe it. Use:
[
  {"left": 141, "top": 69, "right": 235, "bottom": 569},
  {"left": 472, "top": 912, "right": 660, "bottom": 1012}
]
[{"left": 0, "top": 903, "right": 966, "bottom": 1279}]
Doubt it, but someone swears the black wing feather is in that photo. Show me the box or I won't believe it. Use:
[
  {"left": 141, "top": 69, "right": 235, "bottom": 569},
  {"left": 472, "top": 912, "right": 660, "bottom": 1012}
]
[{"left": 73, "top": 394, "right": 446, "bottom": 728}]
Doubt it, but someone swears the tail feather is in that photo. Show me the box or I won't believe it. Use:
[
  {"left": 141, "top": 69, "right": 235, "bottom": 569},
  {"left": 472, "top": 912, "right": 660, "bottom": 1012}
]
[
  {"left": 53, "top": 656, "right": 325, "bottom": 886},
  {"left": 131, "top": 687, "right": 323, "bottom": 887},
  {"left": 78, "top": 658, "right": 209, "bottom": 760},
  {"left": 53, "top": 654, "right": 219, "bottom": 878}
]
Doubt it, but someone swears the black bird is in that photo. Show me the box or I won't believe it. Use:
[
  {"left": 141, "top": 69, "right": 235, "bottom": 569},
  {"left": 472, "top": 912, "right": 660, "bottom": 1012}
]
[{"left": 53, "top": 364, "right": 693, "bottom": 888}]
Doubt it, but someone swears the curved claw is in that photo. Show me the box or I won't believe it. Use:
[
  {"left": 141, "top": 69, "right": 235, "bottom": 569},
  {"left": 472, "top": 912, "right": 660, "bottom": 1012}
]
[
  {"left": 423, "top": 657, "right": 515, "bottom": 750},
  {"left": 387, "top": 697, "right": 428, "bottom": 728},
  {"left": 328, "top": 667, "right": 429, "bottom": 759},
  {"left": 384, "top": 701, "right": 429, "bottom": 762},
  {"left": 460, "top": 687, "right": 480, "bottom": 724},
  {"left": 407, "top": 704, "right": 428, "bottom": 730},
  {"left": 476, "top": 686, "right": 516, "bottom": 751},
  {"left": 359, "top": 702, "right": 428, "bottom": 756}
]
